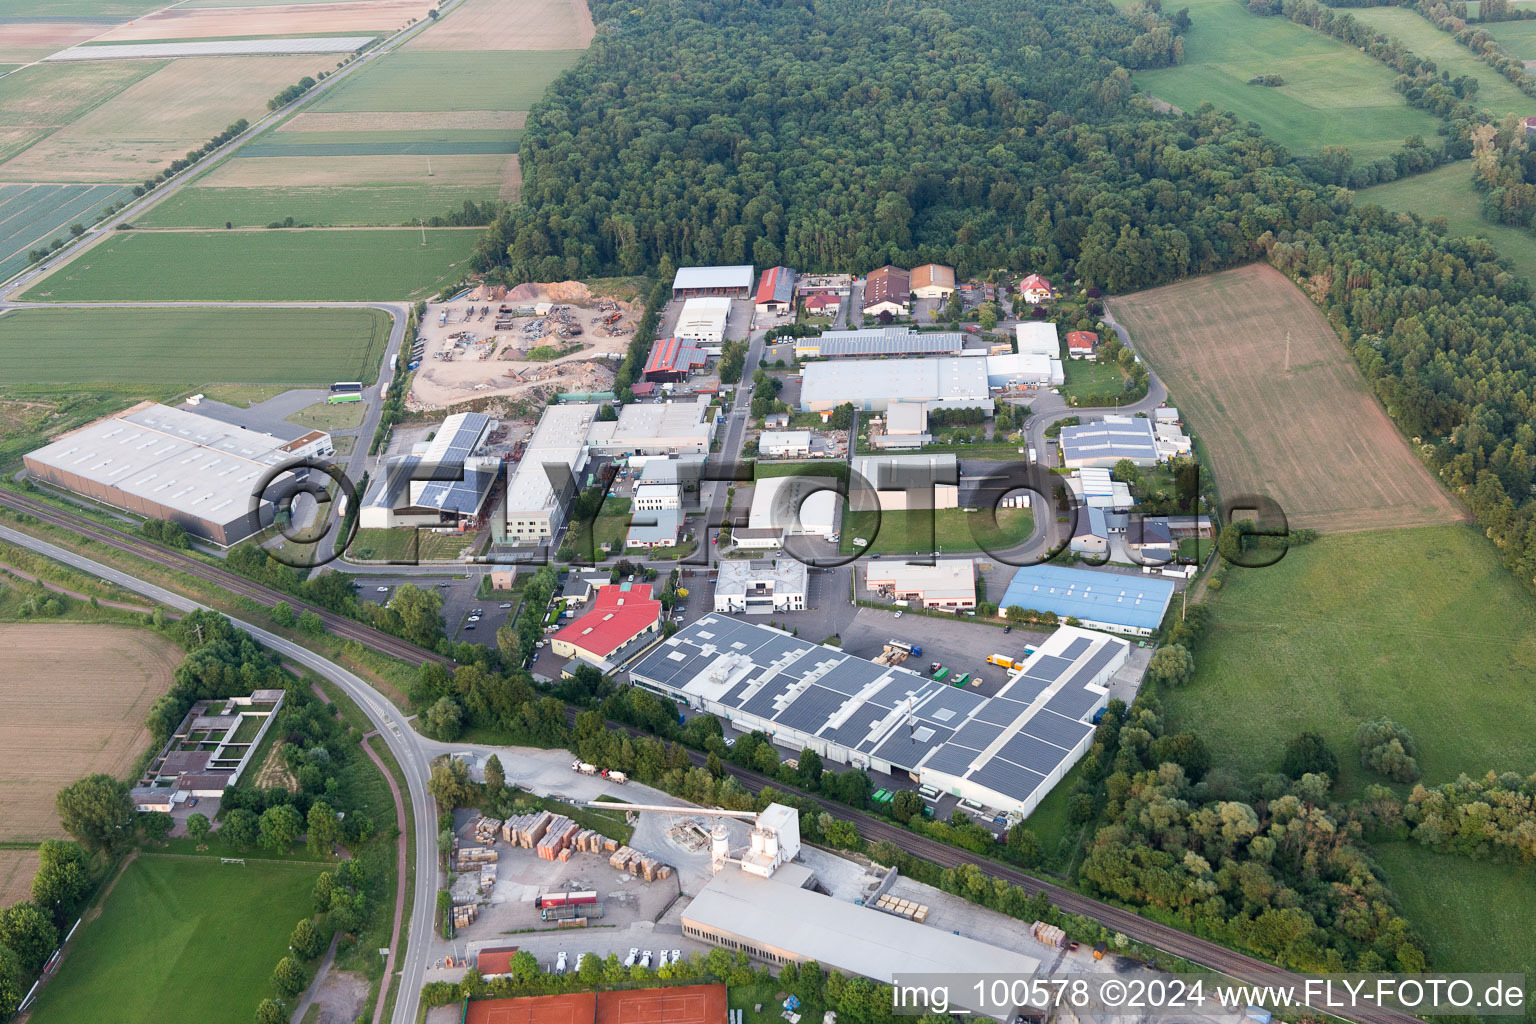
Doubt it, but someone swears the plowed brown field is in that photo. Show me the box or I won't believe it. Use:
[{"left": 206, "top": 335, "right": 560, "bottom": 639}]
[{"left": 1108, "top": 264, "right": 1466, "bottom": 532}]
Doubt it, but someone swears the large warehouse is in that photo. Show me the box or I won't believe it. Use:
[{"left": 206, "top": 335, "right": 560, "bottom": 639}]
[
  {"left": 986, "top": 351, "right": 1063, "bottom": 387},
  {"left": 675, "top": 297, "right": 732, "bottom": 349},
  {"left": 999, "top": 564, "right": 1175, "bottom": 636},
  {"left": 23, "top": 402, "right": 333, "bottom": 545},
  {"left": 850, "top": 454, "right": 959, "bottom": 510},
  {"left": 743, "top": 474, "right": 839, "bottom": 548},
  {"left": 671, "top": 265, "right": 753, "bottom": 298},
  {"left": 793, "top": 327, "right": 963, "bottom": 360},
  {"left": 799, "top": 357, "right": 989, "bottom": 413},
  {"left": 631, "top": 619, "right": 1128, "bottom": 817},
  {"left": 1059, "top": 416, "right": 1159, "bottom": 468},
  {"left": 360, "top": 412, "right": 499, "bottom": 529},
  {"left": 586, "top": 396, "right": 715, "bottom": 455}
]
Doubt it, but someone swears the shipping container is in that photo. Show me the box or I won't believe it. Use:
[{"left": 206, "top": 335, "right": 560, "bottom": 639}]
[{"left": 932, "top": 666, "right": 950, "bottom": 682}]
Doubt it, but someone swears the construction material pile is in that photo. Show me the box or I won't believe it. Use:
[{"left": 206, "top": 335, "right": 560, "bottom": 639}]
[
  {"left": 609, "top": 845, "right": 673, "bottom": 881},
  {"left": 873, "top": 893, "right": 929, "bottom": 923}
]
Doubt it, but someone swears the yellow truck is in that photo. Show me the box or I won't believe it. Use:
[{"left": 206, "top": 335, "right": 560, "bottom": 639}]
[{"left": 987, "top": 653, "right": 1019, "bottom": 669}]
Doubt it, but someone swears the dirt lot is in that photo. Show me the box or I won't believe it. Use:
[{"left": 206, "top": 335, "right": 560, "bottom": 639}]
[
  {"left": 0, "top": 624, "right": 179, "bottom": 841},
  {"left": 1109, "top": 264, "right": 1467, "bottom": 533},
  {"left": 408, "top": 282, "right": 636, "bottom": 410},
  {"left": 0, "top": 55, "right": 326, "bottom": 182},
  {"left": 282, "top": 109, "right": 528, "bottom": 132},
  {"left": 407, "top": 0, "right": 594, "bottom": 50},
  {"left": 0, "top": 849, "right": 40, "bottom": 907},
  {"left": 96, "top": 0, "right": 434, "bottom": 41}
]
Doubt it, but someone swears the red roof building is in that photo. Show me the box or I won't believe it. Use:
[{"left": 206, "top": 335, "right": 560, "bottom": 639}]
[
  {"left": 550, "top": 584, "right": 662, "bottom": 664},
  {"left": 1066, "top": 330, "right": 1099, "bottom": 358},
  {"left": 643, "top": 337, "right": 708, "bottom": 382},
  {"left": 754, "top": 266, "right": 797, "bottom": 313},
  {"left": 862, "top": 265, "right": 911, "bottom": 316},
  {"left": 1019, "top": 273, "right": 1053, "bottom": 304},
  {"left": 476, "top": 947, "right": 519, "bottom": 976},
  {"left": 804, "top": 293, "right": 841, "bottom": 312}
]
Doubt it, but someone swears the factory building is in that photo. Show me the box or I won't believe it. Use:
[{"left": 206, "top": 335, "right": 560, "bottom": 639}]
[
  {"left": 999, "top": 564, "right": 1175, "bottom": 636},
  {"left": 642, "top": 336, "right": 708, "bottom": 382},
  {"left": 872, "top": 404, "right": 930, "bottom": 448},
  {"left": 799, "top": 357, "right": 990, "bottom": 413},
  {"left": 758, "top": 430, "right": 812, "bottom": 458},
  {"left": 587, "top": 397, "right": 715, "bottom": 456},
  {"left": 23, "top": 402, "right": 333, "bottom": 546},
  {"left": 1059, "top": 416, "right": 1159, "bottom": 468},
  {"left": 985, "top": 351, "right": 1063, "bottom": 387},
  {"left": 504, "top": 403, "right": 598, "bottom": 543},
  {"left": 793, "top": 327, "right": 963, "bottom": 360},
  {"left": 753, "top": 266, "right": 796, "bottom": 314},
  {"left": 795, "top": 273, "right": 853, "bottom": 297},
  {"left": 360, "top": 412, "right": 499, "bottom": 529},
  {"left": 675, "top": 297, "right": 732, "bottom": 350},
  {"left": 1014, "top": 321, "right": 1061, "bottom": 357},
  {"left": 550, "top": 582, "right": 662, "bottom": 668},
  {"left": 671, "top": 265, "right": 754, "bottom": 299},
  {"left": 743, "top": 474, "right": 839, "bottom": 548},
  {"left": 714, "top": 558, "right": 808, "bottom": 614},
  {"left": 910, "top": 263, "right": 956, "bottom": 299},
  {"left": 632, "top": 618, "right": 1129, "bottom": 817},
  {"left": 864, "top": 558, "right": 975, "bottom": 610}
]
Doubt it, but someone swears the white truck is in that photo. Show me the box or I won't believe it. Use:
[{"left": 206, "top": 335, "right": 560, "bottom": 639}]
[
  {"left": 572, "top": 760, "right": 599, "bottom": 775},
  {"left": 605, "top": 771, "right": 628, "bottom": 784}
]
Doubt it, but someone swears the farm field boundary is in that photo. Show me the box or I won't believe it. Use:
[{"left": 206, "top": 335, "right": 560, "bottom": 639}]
[
  {"left": 1108, "top": 263, "right": 1464, "bottom": 533},
  {"left": 0, "top": 183, "right": 131, "bottom": 282},
  {"left": 134, "top": 183, "right": 496, "bottom": 227},
  {"left": 308, "top": 49, "right": 582, "bottom": 112}
]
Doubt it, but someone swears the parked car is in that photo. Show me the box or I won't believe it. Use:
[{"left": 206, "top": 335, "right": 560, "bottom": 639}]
[
  {"left": 376, "top": 586, "right": 389, "bottom": 593},
  {"left": 500, "top": 603, "right": 513, "bottom": 609},
  {"left": 640, "top": 950, "right": 652, "bottom": 968},
  {"left": 556, "top": 951, "right": 567, "bottom": 973},
  {"left": 463, "top": 624, "right": 475, "bottom": 631},
  {"left": 625, "top": 948, "right": 638, "bottom": 967}
]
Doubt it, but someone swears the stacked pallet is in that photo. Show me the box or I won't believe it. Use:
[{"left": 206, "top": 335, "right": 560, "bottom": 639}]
[
  {"left": 1030, "top": 921, "right": 1066, "bottom": 947},
  {"left": 480, "top": 864, "right": 497, "bottom": 890},
  {"left": 873, "top": 893, "right": 929, "bottom": 923},
  {"left": 608, "top": 846, "right": 673, "bottom": 880},
  {"left": 474, "top": 817, "right": 504, "bottom": 843},
  {"left": 536, "top": 817, "right": 581, "bottom": 860},
  {"left": 455, "top": 846, "right": 498, "bottom": 871},
  {"left": 453, "top": 904, "right": 479, "bottom": 929},
  {"left": 501, "top": 810, "right": 555, "bottom": 848}
]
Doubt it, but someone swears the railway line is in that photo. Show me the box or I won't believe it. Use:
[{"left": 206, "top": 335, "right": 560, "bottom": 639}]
[{"left": 0, "top": 489, "right": 1421, "bottom": 1024}]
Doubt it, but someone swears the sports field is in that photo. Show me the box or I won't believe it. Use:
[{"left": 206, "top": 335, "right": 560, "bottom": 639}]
[
  {"left": 310, "top": 50, "right": 583, "bottom": 111},
  {"left": 0, "top": 55, "right": 327, "bottom": 182},
  {"left": 1109, "top": 264, "right": 1465, "bottom": 533},
  {"left": 21, "top": 227, "right": 481, "bottom": 300},
  {"left": 1132, "top": 0, "right": 1438, "bottom": 161},
  {"left": 0, "top": 849, "right": 40, "bottom": 907},
  {"left": 25, "top": 853, "right": 327, "bottom": 1024},
  {"left": 135, "top": 183, "right": 497, "bottom": 227},
  {"left": 0, "top": 306, "right": 391, "bottom": 392},
  {"left": 1341, "top": 5, "right": 1531, "bottom": 120},
  {"left": 1166, "top": 526, "right": 1536, "bottom": 797},
  {"left": 0, "top": 183, "right": 132, "bottom": 282},
  {"left": 1356, "top": 160, "right": 1536, "bottom": 283},
  {"left": 0, "top": 624, "right": 179, "bottom": 841},
  {"left": 1372, "top": 844, "right": 1534, "bottom": 1005}
]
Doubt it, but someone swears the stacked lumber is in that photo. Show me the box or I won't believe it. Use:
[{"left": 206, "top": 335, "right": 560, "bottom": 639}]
[
  {"left": 454, "top": 846, "right": 498, "bottom": 871},
  {"left": 536, "top": 817, "right": 580, "bottom": 860},
  {"left": 453, "top": 904, "right": 479, "bottom": 928},
  {"left": 608, "top": 845, "right": 672, "bottom": 880},
  {"left": 1030, "top": 921, "right": 1066, "bottom": 947},
  {"left": 480, "top": 864, "right": 497, "bottom": 889},
  {"left": 474, "top": 817, "right": 504, "bottom": 843},
  {"left": 501, "top": 810, "right": 554, "bottom": 848},
  {"left": 873, "top": 893, "right": 928, "bottom": 923}
]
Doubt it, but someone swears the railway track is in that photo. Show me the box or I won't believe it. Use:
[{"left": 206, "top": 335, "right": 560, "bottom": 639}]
[{"left": 3, "top": 490, "right": 1421, "bottom": 1024}]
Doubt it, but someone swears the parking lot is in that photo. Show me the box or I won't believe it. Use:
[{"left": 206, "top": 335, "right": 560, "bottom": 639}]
[
  {"left": 356, "top": 573, "right": 508, "bottom": 642},
  {"left": 839, "top": 605, "right": 1046, "bottom": 698}
]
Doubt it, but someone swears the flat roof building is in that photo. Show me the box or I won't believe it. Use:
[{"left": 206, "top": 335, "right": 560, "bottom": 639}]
[
  {"left": 632, "top": 618, "right": 1128, "bottom": 817},
  {"left": 758, "top": 430, "right": 812, "bottom": 458},
  {"left": 1059, "top": 416, "right": 1159, "bottom": 468},
  {"left": 625, "top": 507, "right": 684, "bottom": 549},
  {"left": 796, "top": 273, "right": 853, "bottom": 296},
  {"left": 851, "top": 454, "right": 959, "bottom": 511},
  {"left": 911, "top": 263, "right": 957, "bottom": 299},
  {"left": 360, "top": 412, "right": 498, "bottom": 530},
  {"left": 800, "top": 357, "right": 989, "bottom": 413},
  {"left": 672, "top": 265, "right": 753, "bottom": 298},
  {"left": 753, "top": 266, "right": 796, "bottom": 313},
  {"left": 675, "top": 297, "right": 732, "bottom": 348},
  {"left": 1014, "top": 321, "right": 1061, "bottom": 357},
  {"left": 999, "top": 564, "right": 1174, "bottom": 636},
  {"left": 862, "top": 265, "right": 910, "bottom": 316},
  {"left": 550, "top": 582, "right": 662, "bottom": 665},
  {"left": 986, "top": 351, "right": 1063, "bottom": 387},
  {"left": 865, "top": 558, "right": 975, "bottom": 609},
  {"left": 23, "top": 402, "right": 332, "bottom": 546},
  {"left": 504, "top": 403, "right": 598, "bottom": 543},
  {"left": 587, "top": 397, "right": 714, "bottom": 455},
  {"left": 747, "top": 474, "right": 839, "bottom": 540},
  {"left": 714, "top": 558, "right": 808, "bottom": 614},
  {"left": 793, "top": 327, "right": 963, "bottom": 360}
]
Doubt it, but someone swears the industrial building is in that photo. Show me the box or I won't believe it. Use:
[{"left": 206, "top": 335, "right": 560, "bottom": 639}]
[
  {"left": 360, "top": 412, "right": 499, "bottom": 529},
  {"left": 744, "top": 474, "right": 839, "bottom": 546},
  {"left": 671, "top": 265, "right": 754, "bottom": 298},
  {"left": 23, "top": 402, "right": 333, "bottom": 546},
  {"left": 1014, "top": 321, "right": 1061, "bottom": 357},
  {"left": 550, "top": 582, "right": 662, "bottom": 668},
  {"left": 632, "top": 619, "right": 1128, "bottom": 817},
  {"left": 714, "top": 558, "right": 808, "bottom": 614},
  {"left": 642, "top": 336, "right": 708, "bottom": 382},
  {"left": 911, "top": 263, "right": 956, "bottom": 299},
  {"left": 625, "top": 507, "right": 684, "bottom": 549},
  {"left": 753, "top": 266, "right": 796, "bottom": 314},
  {"left": 803, "top": 293, "right": 840, "bottom": 316},
  {"left": 758, "top": 430, "right": 811, "bottom": 458},
  {"left": 1066, "top": 467, "right": 1133, "bottom": 511},
  {"left": 793, "top": 327, "right": 963, "bottom": 360},
  {"left": 999, "top": 564, "right": 1175, "bottom": 636},
  {"left": 504, "top": 403, "right": 599, "bottom": 543},
  {"left": 796, "top": 273, "right": 853, "bottom": 296},
  {"left": 1059, "top": 416, "right": 1159, "bottom": 468},
  {"left": 1069, "top": 507, "right": 1110, "bottom": 556},
  {"left": 675, "top": 297, "right": 732, "bottom": 349},
  {"left": 587, "top": 397, "right": 715, "bottom": 456},
  {"left": 873, "top": 403, "right": 930, "bottom": 448},
  {"left": 851, "top": 454, "right": 959, "bottom": 511},
  {"left": 861, "top": 265, "right": 910, "bottom": 317},
  {"left": 864, "top": 558, "right": 975, "bottom": 610},
  {"left": 799, "top": 357, "right": 990, "bottom": 413},
  {"left": 985, "top": 351, "right": 1063, "bottom": 387}
]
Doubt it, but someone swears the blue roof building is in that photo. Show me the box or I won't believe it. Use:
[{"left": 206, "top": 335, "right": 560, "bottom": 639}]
[{"left": 999, "top": 564, "right": 1174, "bottom": 636}]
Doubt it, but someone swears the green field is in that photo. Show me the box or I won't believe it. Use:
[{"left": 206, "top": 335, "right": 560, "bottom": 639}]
[
  {"left": 310, "top": 50, "right": 583, "bottom": 112},
  {"left": 286, "top": 398, "right": 367, "bottom": 431},
  {"left": 136, "top": 184, "right": 498, "bottom": 228},
  {"left": 1167, "top": 526, "right": 1536, "bottom": 797},
  {"left": 0, "top": 307, "right": 390, "bottom": 392},
  {"left": 349, "top": 528, "right": 470, "bottom": 561},
  {"left": 1355, "top": 160, "right": 1536, "bottom": 282},
  {"left": 1372, "top": 844, "right": 1535, "bottom": 1006},
  {"left": 1481, "top": 16, "right": 1536, "bottom": 60},
  {"left": 1133, "top": 0, "right": 1439, "bottom": 161},
  {"left": 841, "top": 507, "right": 1033, "bottom": 556},
  {"left": 1342, "top": 5, "right": 1532, "bottom": 119},
  {"left": 238, "top": 138, "right": 518, "bottom": 158},
  {"left": 23, "top": 228, "right": 482, "bottom": 301},
  {"left": 26, "top": 854, "right": 326, "bottom": 1024},
  {"left": 1059, "top": 357, "right": 1127, "bottom": 402},
  {"left": 0, "top": 0, "right": 159, "bottom": 16}
]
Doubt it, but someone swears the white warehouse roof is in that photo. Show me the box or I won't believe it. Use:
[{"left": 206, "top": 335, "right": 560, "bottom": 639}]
[
  {"left": 747, "top": 474, "right": 839, "bottom": 536},
  {"left": 799, "top": 357, "right": 989, "bottom": 412},
  {"left": 1014, "top": 321, "right": 1061, "bottom": 357},
  {"left": 672, "top": 265, "right": 754, "bottom": 291},
  {"left": 504, "top": 403, "right": 598, "bottom": 517},
  {"left": 986, "top": 351, "right": 1063, "bottom": 387}
]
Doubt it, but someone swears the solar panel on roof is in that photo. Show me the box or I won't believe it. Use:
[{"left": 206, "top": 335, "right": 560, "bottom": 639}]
[
  {"left": 1024, "top": 655, "right": 1072, "bottom": 683},
  {"left": 816, "top": 658, "right": 886, "bottom": 696},
  {"left": 1060, "top": 636, "right": 1093, "bottom": 660},
  {"left": 1078, "top": 644, "right": 1120, "bottom": 681},
  {"left": 976, "top": 697, "right": 1029, "bottom": 725},
  {"left": 871, "top": 722, "right": 953, "bottom": 770},
  {"left": 739, "top": 676, "right": 794, "bottom": 718},
  {"left": 1022, "top": 710, "right": 1093, "bottom": 749},
  {"left": 921, "top": 743, "right": 979, "bottom": 778},
  {"left": 998, "top": 731, "right": 1076, "bottom": 773},
  {"left": 950, "top": 719, "right": 1004, "bottom": 752},
  {"left": 1044, "top": 687, "right": 1102, "bottom": 721},
  {"left": 824, "top": 704, "right": 886, "bottom": 746},
  {"left": 776, "top": 685, "right": 847, "bottom": 732},
  {"left": 968, "top": 757, "right": 1047, "bottom": 800}
]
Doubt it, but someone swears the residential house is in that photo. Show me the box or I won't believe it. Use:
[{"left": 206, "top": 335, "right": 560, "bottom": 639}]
[
  {"left": 1018, "top": 274, "right": 1053, "bottom": 305},
  {"left": 1066, "top": 331, "right": 1099, "bottom": 359}
]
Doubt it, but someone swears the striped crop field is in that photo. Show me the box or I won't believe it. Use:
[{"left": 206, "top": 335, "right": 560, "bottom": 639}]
[{"left": 0, "top": 182, "right": 132, "bottom": 282}]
